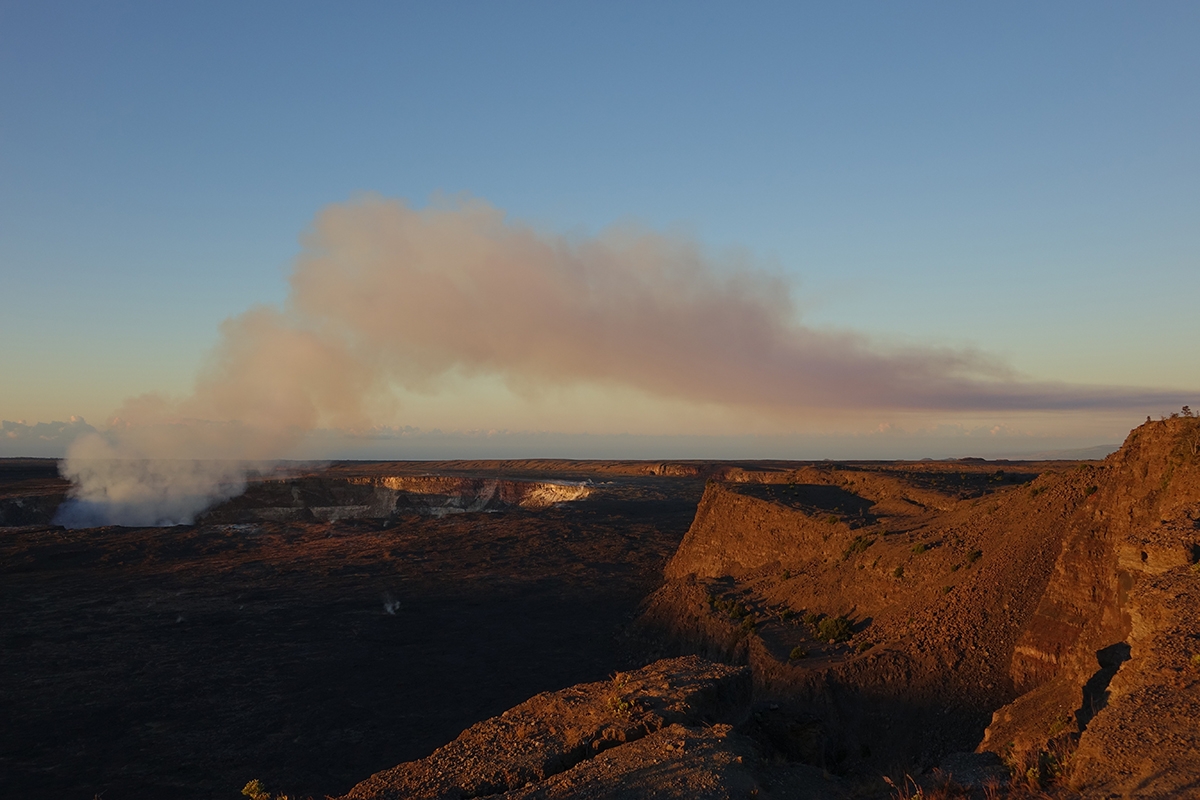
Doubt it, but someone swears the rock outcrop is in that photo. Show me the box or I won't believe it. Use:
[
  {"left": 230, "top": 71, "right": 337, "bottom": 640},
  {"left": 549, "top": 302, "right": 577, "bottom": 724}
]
[
  {"left": 638, "top": 417, "right": 1200, "bottom": 792},
  {"left": 335, "top": 656, "right": 830, "bottom": 800}
]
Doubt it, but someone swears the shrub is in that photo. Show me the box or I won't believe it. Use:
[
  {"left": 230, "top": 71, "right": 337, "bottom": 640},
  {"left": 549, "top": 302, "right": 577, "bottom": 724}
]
[
  {"left": 942, "top": 585, "right": 954, "bottom": 595},
  {"left": 779, "top": 608, "right": 794, "bottom": 622},
  {"left": 893, "top": 566, "right": 904, "bottom": 579},
  {"left": 911, "top": 543, "right": 927, "bottom": 555},
  {"left": 966, "top": 549, "right": 982, "bottom": 565},
  {"left": 842, "top": 534, "right": 876, "bottom": 561},
  {"left": 816, "top": 615, "right": 854, "bottom": 642},
  {"left": 789, "top": 646, "right": 808, "bottom": 660},
  {"left": 1190, "top": 654, "right": 1200, "bottom": 670},
  {"left": 242, "top": 781, "right": 293, "bottom": 800},
  {"left": 1084, "top": 485, "right": 1098, "bottom": 496},
  {"left": 781, "top": 569, "right": 791, "bottom": 580},
  {"left": 826, "top": 514, "right": 840, "bottom": 525},
  {"left": 802, "top": 611, "right": 821, "bottom": 627},
  {"left": 243, "top": 781, "right": 270, "bottom": 800}
]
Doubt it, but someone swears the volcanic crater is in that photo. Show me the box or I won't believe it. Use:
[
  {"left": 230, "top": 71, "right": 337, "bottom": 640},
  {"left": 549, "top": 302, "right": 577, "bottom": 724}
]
[{"left": 3, "top": 417, "right": 1199, "bottom": 798}]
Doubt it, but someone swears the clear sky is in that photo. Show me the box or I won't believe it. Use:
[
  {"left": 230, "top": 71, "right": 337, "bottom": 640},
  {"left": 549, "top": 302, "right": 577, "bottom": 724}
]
[{"left": 2, "top": 2, "right": 1198, "bottom": 459}]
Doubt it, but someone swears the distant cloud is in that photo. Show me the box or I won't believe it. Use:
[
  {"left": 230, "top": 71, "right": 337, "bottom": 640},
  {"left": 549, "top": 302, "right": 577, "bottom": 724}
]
[{"left": 1, "top": 417, "right": 96, "bottom": 458}]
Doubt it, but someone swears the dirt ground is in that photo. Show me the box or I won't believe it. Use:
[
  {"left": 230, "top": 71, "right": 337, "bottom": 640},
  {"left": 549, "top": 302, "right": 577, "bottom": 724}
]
[{"left": 0, "top": 465, "right": 702, "bottom": 800}]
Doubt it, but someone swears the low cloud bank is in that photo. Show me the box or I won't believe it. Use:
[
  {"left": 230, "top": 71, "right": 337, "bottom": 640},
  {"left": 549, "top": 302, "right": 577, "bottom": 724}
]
[
  {"left": 51, "top": 195, "right": 1193, "bottom": 526},
  {"left": 1, "top": 418, "right": 97, "bottom": 458}
]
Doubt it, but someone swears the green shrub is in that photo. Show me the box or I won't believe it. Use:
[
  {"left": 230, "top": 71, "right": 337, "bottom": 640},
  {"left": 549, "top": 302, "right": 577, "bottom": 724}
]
[
  {"left": 816, "top": 615, "right": 854, "bottom": 642},
  {"left": 911, "top": 543, "right": 927, "bottom": 555},
  {"left": 781, "top": 569, "right": 791, "bottom": 580},
  {"left": 842, "top": 534, "right": 876, "bottom": 561},
  {"left": 966, "top": 549, "right": 982, "bottom": 565},
  {"left": 1084, "top": 485, "right": 1098, "bottom": 496},
  {"left": 893, "top": 566, "right": 904, "bottom": 579},
  {"left": 789, "top": 646, "right": 808, "bottom": 660},
  {"left": 826, "top": 514, "right": 840, "bottom": 525},
  {"left": 802, "top": 611, "right": 820, "bottom": 627},
  {"left": 942, "top": 585, "right": 954, "bottom": 594}
]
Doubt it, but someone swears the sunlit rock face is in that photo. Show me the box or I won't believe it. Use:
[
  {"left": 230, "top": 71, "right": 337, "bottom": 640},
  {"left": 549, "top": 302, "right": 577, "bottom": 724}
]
[{"left": 199, "top": 473, "right": 593, "bottom": 524}]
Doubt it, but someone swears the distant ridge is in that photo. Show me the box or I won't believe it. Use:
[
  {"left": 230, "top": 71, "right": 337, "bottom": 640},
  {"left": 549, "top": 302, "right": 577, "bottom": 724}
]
[{"left": 1021, "top": 443, "right": 1120, "bottom": 460}]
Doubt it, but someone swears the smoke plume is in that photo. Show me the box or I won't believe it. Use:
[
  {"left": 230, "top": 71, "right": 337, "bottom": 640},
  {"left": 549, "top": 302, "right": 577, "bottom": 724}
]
[{"left": 57, "top": 194, "right": 1191, "bottom": 526}]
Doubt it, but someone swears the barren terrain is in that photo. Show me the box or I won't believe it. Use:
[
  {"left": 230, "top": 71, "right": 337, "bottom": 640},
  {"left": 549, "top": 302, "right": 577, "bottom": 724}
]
[{"left": 3, "top": 416, "right": 1199, "bottom": 799}]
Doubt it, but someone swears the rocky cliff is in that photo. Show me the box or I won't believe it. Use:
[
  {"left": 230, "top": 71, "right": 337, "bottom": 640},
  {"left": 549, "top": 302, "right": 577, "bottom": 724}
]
[{"left": 636, "top": 416, "right": 1200, "bottom": 794}]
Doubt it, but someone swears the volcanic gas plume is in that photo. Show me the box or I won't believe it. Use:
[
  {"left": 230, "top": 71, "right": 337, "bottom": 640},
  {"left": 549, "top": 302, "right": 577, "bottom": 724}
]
[{"left": 55, "top": 195, "right": 1192, "bottom": 526}]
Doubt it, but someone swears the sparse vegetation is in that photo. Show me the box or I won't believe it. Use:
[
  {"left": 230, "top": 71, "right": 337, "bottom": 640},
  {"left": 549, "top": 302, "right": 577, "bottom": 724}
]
[
  {"left": 941, "top": 585, "right": 953, "bottom": 594},
  {"left": 242, "top": 780, "right": 295, "bottom": 800},
  {"left": 826, "top": 514, "right": 840, "bottom": 525},
  {"left": 893, "top": 566, "right": 904, "bottom": 579},
  {"left": 802, "top": 611, "right": 820, "bottom": 627},
  {"left": 781, "top": 569, "right": 791, "bottom": 580},
  {"left": 911, "top": 543, "right": 927, "bottom": 555},
  {"left": 816, "top": 615, "right": 854, "bottom": 643},
  {"left": 1084, "top": 485, "right": 1098, "bottom": 496},
  {"left": 789, "top": 646, "right": 808, "bottom": 661},
  {"left": 606, "top": 672, "right": 635, "bottom": 716},
  {"left": 1190, "top": 653, "right": 1200, "bottom": 670},
  {"left": 842, "top": 534, "right": 876, "bottom": 561},
  {"left": 1030, "top": 485, "right": 1046, "bottom": 497},
  {"left": 966, "top": 549, "right": 982, "bottom": 565},
  {"left": 708, "top": 594, "right": 752, "bottom": 621}
]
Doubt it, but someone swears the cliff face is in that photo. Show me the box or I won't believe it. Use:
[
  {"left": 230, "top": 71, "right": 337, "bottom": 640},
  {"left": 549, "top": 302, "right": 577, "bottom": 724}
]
[
  {"left": 640, "top": 417, "right": 1200, "bottom": 791},
  {"left": 980, "top": 418, "right": 1200, "bottom": 794}
]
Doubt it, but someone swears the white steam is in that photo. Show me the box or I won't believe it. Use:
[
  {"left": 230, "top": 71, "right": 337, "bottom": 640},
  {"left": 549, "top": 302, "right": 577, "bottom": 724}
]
[{"left": 57, "top": 195, "right": 1193, "bottom": 527}]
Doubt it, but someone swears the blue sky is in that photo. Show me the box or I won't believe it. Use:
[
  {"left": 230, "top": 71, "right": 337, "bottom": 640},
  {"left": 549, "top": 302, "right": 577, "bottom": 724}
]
[{"left": 2, "top": 2, "right": 1198, "bottom": 457}]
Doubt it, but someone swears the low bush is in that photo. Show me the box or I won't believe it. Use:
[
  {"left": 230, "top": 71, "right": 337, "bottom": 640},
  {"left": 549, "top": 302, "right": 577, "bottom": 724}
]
[
  {"left": 816, "top": 615, "right": 854, "bottom": 643},
  {"left": 842, "top": 534, "right": 876, "bottom": 561}
]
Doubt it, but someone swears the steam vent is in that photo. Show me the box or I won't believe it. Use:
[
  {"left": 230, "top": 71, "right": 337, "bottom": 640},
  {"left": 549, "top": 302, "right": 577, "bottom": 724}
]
[{"left": 2, "top": 418, "right": 1199, "bottom": 798}]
